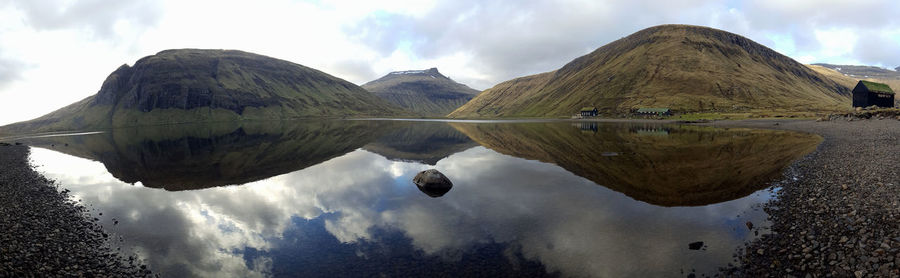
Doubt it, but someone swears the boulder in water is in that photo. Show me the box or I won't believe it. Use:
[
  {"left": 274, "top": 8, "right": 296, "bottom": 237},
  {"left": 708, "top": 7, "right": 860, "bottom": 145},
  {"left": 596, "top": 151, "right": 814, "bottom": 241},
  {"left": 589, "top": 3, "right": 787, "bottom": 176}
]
[{"left": 413, "top": 169, "right": 453, "bottom": 197}]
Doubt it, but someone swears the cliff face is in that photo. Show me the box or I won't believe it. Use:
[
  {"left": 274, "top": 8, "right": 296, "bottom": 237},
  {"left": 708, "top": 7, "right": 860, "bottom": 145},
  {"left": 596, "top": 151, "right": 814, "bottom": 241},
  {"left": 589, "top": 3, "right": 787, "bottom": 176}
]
[
  {"left": 362, "top": 68, "right": 480, "bottom": 116},
  {"left": 450, "top": 25, "right": 851, "bottom": 118},
  {"left": 1, "top": 49, "right": 403, "bottom": 134}
]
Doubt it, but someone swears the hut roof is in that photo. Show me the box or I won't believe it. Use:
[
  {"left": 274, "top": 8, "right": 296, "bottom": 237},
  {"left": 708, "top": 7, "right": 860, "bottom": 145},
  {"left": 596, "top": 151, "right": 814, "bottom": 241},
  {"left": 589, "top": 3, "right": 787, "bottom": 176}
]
[
  {"left": 580, "top": 107, "right": 597, "bottom": 112},
  {"left": 636, "top": 108, "right": 670, "bottom": 113},
  {"left": 859, "top": 81, "right": 894, "bottom": 94}
]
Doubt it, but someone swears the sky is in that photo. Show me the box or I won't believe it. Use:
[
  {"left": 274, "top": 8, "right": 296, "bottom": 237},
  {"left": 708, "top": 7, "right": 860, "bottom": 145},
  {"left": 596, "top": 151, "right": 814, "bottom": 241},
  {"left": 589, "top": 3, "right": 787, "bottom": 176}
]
[{"left": 0, "top": 0, "right": 898, "bottom": 125}]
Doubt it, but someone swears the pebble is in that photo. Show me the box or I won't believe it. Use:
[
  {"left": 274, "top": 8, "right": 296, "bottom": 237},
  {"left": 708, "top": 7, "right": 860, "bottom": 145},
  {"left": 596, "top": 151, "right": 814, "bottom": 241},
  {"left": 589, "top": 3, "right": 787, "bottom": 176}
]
[
  {"left": 716, "top": 119, "right": 900, "bottom": 276},
  {"left": 0, "top": 145, "right": 153, "bottom": 277}
]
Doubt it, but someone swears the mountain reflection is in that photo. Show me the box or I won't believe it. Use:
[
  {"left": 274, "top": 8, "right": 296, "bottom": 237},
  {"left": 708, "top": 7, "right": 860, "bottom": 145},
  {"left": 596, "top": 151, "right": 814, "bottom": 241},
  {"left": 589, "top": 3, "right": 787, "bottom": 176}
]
[
  {"left": 450, "top": 122, "right": 821, "bottom": 206},
  {"left": 23, "top": 120, "right": 393, "bottom": 190},
  {"left": 362, "top": 121, "right": 478, "bottom": 165},
  {"left": 24, "top": 120, "right": 820, "bottom": 206}
]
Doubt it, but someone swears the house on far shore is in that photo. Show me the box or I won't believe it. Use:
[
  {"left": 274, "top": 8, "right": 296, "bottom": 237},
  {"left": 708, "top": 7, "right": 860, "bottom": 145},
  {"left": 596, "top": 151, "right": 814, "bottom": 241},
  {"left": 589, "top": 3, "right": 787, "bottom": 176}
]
[
  {"left": 635, "top": 108, "right": 672, "bottom": 117},
  {"left": 852, "top": 80, "right": 894, "bottom": 108},
  {"left": 580, "top": 107, "right": 598, "bottom": 117}
]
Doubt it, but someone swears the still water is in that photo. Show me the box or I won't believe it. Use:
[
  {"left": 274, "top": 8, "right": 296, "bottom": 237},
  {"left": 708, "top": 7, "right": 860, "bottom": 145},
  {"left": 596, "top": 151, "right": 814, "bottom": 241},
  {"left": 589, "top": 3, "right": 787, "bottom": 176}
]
[{"left": 23, "top": 120, "right": 820, "bottom": 277}]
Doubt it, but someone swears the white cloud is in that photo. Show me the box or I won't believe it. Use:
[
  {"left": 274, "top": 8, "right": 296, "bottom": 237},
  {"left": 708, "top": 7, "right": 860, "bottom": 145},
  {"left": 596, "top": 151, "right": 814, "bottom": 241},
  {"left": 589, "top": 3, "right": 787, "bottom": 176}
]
[{"left": 815, "top": 28, "right": 858, "bottom": 59}]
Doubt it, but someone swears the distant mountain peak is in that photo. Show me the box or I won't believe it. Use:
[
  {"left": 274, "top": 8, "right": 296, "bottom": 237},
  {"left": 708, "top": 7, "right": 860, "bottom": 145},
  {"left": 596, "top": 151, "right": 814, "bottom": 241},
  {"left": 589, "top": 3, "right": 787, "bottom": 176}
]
[
  {"left": 389, "top": 67, "right": 440, "bottom": 75},
  {"left": 382, "top": 68, "right": 449, "bottom": 81},
  {"left": 813, "top": 63, "right": 900, "bottom": 79},
  {"left": 362, "top": 68, "right": 480, "bottom": 116}
]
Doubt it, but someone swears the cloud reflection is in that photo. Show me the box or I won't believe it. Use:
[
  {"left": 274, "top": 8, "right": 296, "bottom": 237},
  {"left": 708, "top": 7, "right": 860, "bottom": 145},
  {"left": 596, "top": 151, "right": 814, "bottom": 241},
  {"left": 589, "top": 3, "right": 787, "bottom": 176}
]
[{"left": 33, "top": 141, "right": 771, "bottom": 277}]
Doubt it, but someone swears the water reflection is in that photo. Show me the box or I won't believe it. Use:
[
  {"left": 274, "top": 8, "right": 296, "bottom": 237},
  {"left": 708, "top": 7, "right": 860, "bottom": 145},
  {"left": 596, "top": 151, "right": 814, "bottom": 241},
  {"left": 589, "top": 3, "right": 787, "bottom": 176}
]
[
  {"left": 23, "top": 121, "right": 393, "bottom": 190},
  {"left": 362, "top": 121, "right": 478, "bottom": 165},
  {"left": 451, "top": 122, "right": 821, "bottom": 206},
  {"left": 26, "top": 120, "right": 821, "bottom": 277}
]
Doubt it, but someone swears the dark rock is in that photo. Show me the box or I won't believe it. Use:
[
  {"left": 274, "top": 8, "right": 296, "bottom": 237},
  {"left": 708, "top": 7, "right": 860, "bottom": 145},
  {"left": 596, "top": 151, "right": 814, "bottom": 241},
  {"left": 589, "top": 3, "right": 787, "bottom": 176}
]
[
  {"left": 688, "top": 241, "right": 704, "bottom": 250},
  {"left": 413, "top": 169, "right": 453, "bottom": 198},
  {"left": 745, "top": 221, "right": 753, "bottom": 230}
]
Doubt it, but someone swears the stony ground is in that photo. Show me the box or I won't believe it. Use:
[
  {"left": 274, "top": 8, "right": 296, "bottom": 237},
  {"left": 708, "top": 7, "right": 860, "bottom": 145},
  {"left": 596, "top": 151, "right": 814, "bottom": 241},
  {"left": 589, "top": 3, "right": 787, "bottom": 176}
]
[
  {"left": 0, "top": 144, "right": 153, "bottom": 277},
  {"left": 710, "top": 118, "right": 900, "bottom": 277}
]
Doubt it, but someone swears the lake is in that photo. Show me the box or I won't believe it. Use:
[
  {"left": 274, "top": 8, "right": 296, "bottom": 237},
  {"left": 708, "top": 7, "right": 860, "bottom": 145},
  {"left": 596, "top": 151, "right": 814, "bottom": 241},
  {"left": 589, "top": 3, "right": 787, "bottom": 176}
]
[{"left": 22, "top": 119, "right": 820, "bottom": 277}]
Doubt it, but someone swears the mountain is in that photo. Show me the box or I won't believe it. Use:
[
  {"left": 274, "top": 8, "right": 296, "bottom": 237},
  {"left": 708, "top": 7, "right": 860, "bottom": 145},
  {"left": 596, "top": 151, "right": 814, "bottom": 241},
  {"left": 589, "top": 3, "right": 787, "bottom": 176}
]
[
  {"left": 449, "top": 24, "right": 851, "bottom": 118},
  {"left": 0, "top": 49, "right": 403, "bottom": 135},
  {"left": 812, "top": 63, "right": 900, "bottom": 79},
  {"left": 362, "top": 68, "right": 479, "bottom": 116}
]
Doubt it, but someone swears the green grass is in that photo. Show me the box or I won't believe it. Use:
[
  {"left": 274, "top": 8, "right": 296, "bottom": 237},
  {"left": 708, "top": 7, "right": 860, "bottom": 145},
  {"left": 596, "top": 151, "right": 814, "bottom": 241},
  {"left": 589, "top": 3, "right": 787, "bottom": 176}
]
[{"left": 860, "top": 80, "right": 894, "bottom": 94}]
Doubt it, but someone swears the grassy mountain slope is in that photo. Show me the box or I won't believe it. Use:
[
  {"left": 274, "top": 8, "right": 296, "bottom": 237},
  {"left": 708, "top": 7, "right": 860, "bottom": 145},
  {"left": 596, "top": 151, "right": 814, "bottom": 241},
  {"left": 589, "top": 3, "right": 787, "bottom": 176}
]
[
  {"left": 362, "top": 68, "right": 479, "bottom": 116},
  {"left": 0, "top": 49, "right": 403, "bottom": 135},
  {"left": 449, "top": 25, "right": 851, "bottom": 118}
]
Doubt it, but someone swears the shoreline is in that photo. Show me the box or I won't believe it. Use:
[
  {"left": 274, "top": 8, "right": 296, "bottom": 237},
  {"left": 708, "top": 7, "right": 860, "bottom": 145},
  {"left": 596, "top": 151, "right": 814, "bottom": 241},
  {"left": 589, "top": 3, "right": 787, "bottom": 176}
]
[
  {"left": 707, "top": 119, "right": 900, "bottom": 276},
  {"left": 0, "top": 144, "right": 153, "bottom": 277}
]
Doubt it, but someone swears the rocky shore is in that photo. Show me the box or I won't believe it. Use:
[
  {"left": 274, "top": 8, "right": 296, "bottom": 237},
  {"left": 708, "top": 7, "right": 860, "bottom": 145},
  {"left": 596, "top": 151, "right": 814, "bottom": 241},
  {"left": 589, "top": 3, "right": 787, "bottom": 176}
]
[
  {"left": 0, "top": 144, "right": 153, "bottom": 277},
  {"left": 711, "top": 119, "right": 900, "bottom": 277}
]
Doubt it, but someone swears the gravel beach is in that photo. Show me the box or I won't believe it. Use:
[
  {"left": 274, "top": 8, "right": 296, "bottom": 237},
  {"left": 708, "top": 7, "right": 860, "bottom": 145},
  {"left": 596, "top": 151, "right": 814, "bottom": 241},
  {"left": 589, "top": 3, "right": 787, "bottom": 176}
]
[
  {"left": 0, "top": 144, "right": 153, "bottom": 277},
  {"left": 711, "top": 118, "right": 900, "bottom": 277}
]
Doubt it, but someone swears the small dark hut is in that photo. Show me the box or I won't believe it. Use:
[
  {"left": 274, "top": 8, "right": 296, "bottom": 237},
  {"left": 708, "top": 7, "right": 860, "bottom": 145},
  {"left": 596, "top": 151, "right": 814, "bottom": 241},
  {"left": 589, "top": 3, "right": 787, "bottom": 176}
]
[
  {"left": 635, "top": 108, "right": 671, "bottom": 117},
  {"left": 580, "top": 107, "right": 598, "bottom": 117},
  {"left": 852, "top": 80, "right": 894, "bottom": 108}
]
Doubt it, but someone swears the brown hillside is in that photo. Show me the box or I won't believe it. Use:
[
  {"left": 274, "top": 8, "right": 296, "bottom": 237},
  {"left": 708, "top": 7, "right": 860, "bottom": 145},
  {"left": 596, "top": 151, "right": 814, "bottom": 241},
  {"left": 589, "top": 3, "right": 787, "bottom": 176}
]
[{"left": 449, "top": 25, "right": 851, "bottom": 118}]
